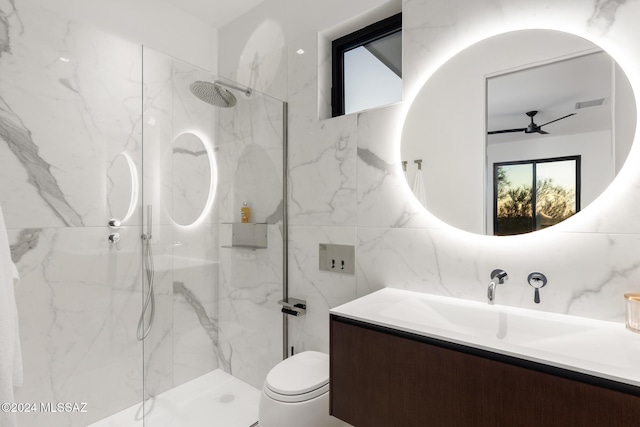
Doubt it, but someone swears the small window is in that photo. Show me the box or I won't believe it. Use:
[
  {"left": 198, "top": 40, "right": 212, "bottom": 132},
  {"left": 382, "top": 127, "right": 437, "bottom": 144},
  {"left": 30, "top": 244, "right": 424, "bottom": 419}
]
[
  {"left": 331, "top": 13, "right": 402, "bottom": 117},
  {"left": 494, "top": 156, "right": 581, "bottom": 235}
]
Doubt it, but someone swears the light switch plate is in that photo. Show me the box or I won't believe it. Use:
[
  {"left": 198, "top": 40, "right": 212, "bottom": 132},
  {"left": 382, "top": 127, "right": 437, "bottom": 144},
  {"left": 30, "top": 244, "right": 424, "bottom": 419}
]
[{"left": 319, "top": 243, "right": 355, "bottom": 274}]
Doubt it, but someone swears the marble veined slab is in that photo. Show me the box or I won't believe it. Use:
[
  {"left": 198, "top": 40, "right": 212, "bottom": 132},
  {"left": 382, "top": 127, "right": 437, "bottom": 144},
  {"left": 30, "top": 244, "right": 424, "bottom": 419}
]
[{"left": 331, "top": 288, "right": 640, "bottom": 388}]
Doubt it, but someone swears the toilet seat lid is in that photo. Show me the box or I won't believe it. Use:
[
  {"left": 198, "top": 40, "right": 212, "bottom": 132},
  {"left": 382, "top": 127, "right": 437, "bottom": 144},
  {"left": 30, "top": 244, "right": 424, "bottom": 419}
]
[{"left": 265, "top": 351, "right": 330, "bottom": 396}]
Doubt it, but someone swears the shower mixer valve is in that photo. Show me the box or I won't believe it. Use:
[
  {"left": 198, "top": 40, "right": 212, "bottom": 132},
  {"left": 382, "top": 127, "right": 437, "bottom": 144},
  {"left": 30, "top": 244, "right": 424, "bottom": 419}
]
[{"left": 108, "top": 232, "right": 121, "bottom": 251}]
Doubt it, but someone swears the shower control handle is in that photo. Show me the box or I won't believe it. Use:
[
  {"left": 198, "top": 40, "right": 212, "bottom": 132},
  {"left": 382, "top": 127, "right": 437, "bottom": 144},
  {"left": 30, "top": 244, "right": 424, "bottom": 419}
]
[
  {"left": 108, "top": 232, "right": 121, "bottom": 251},
  {"left": 278, "top": 298, "right": 307, "bottom": 316},
  {"left": 108, "top": 218, "right": 121, "bottom": 229},
  {"left": 527, "top": 272, "right": 548, "bottom": 304}
]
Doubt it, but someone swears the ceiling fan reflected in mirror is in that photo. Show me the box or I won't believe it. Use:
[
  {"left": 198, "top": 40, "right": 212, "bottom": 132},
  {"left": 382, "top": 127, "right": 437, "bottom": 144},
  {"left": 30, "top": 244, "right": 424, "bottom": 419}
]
[{"left": 488, "top": 110, "right": 576, "bottom": 135}]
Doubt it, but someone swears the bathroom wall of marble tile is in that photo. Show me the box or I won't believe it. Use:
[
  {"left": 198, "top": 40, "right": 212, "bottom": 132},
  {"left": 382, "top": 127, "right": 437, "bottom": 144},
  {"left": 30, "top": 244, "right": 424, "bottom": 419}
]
[
  {"left": 0, "top": 1, "right": 144, "bottom": 425},
  {"left": 219, "top": 0, "right": 640, "bottom": 353}
]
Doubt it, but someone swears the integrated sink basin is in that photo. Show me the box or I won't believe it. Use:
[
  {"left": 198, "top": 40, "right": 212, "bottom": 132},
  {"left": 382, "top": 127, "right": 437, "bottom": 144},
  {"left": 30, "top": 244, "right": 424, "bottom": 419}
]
[
  {"left": 331, "top": 288, "right": 640, "bottom": 388},
  {"left": 380, "top": 294, "right": 591, "bottom": 344}
]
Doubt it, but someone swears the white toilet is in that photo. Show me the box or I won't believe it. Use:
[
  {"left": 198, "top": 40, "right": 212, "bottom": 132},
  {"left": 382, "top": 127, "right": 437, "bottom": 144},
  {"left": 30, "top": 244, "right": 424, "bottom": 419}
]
[{"left": 258, "top": 351, "right": 349, "bottom": 427}]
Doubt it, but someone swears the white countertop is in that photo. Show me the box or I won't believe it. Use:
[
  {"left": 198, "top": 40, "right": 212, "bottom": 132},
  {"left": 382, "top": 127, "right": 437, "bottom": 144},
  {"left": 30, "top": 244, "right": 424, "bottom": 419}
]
[{"left": 330, "top": 288, "right": 640, "bottom": 388}]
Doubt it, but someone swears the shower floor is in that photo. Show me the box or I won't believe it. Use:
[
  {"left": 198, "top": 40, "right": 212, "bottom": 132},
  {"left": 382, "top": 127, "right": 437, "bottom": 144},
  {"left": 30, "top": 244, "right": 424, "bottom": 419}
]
[{"left": 88, "top": 369, "right": 260, "bottom": 427}]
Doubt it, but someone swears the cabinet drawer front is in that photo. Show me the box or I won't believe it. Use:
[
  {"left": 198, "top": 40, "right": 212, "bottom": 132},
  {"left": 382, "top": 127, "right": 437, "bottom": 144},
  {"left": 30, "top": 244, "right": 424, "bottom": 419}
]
[{"left": 330, "top": 316, "right": 640, "bottom": 427}]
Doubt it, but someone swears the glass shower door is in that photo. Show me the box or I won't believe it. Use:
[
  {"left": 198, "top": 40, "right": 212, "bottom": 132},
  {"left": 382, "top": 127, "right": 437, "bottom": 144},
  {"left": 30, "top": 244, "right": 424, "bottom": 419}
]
[{"left": 141, "top": 47, "right": 285, "bottom": 426}]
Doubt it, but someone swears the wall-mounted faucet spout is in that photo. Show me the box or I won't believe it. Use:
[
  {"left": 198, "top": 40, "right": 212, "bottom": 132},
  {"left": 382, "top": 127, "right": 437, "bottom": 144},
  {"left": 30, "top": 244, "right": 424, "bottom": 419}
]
[{"left": 488, "top": 269, "right": 508, "bottom": 305}]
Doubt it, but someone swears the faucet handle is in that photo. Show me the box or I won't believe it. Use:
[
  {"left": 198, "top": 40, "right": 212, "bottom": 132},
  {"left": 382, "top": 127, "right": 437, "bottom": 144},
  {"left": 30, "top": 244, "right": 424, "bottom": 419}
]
[
  {"left": 527, "top": 272, "right": 547, "bottom": 304},
  {"left": 490, "top": 269, "right": 508, "bottom": 284}
]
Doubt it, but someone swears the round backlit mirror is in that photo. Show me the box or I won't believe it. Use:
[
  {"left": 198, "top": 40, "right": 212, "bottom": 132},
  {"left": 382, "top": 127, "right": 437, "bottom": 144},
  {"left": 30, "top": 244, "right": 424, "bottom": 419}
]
[{"left": 401, "top": 29, "right": 636, "bottom": 235}]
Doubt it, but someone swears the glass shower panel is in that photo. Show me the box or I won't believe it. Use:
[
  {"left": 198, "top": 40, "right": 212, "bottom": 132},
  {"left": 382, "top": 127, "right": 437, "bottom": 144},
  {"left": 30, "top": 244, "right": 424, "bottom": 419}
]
[
  {"left": 140, "top": 46, "right": 220, "bottom": 417},
  {"left": 141, "top": 47, "right": 285, "bottom": 426}
]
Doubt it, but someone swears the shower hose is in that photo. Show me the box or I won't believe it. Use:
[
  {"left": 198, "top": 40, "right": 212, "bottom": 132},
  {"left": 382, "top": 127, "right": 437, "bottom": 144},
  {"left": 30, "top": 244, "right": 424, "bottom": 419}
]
[{"left": 136, "top": 228, "right": 155, "bottom": 341}]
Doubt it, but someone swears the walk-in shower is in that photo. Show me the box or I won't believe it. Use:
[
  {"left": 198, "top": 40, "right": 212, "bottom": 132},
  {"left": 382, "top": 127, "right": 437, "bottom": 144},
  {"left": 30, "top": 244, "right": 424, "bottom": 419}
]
[
  {"left": 1, "top": 3, "right": 287, "bottom": 424},
  {"left": 134, "top": 47, "right": 287, "bottom": 427}
]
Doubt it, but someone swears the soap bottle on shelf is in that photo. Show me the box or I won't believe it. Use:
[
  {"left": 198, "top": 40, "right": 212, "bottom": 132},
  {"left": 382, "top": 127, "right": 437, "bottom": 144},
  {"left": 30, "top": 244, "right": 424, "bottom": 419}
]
[{"left": 241, "top": 201, "right": 250, "bottom": 223}]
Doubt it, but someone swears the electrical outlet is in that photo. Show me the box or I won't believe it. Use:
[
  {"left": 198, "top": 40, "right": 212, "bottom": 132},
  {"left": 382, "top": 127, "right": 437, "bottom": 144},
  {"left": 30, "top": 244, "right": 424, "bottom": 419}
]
[{"left": 319, "top": 243, "right": 355, "bottom": 274}]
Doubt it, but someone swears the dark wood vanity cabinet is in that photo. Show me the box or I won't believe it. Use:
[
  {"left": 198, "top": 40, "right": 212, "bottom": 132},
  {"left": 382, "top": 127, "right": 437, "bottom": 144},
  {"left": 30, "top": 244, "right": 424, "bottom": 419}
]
[{"left": 330, "top": 315, "right": 640, "bottom": 427}]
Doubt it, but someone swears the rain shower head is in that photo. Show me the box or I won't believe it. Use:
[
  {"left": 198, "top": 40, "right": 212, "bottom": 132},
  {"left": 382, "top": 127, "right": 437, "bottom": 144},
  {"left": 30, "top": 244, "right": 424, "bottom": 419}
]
[
  {"left": 189, "top": 80, "right": 252, "bottom": 108},
  {"left": 190, "top": 81, "right": 237, "bottom": 108}
]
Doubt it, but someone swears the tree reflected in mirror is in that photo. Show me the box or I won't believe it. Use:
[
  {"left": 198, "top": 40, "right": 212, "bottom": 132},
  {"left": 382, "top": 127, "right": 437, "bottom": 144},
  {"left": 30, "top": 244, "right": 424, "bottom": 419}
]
[{"left": 495, "top": 157, "right": 579, "bottom": 235}]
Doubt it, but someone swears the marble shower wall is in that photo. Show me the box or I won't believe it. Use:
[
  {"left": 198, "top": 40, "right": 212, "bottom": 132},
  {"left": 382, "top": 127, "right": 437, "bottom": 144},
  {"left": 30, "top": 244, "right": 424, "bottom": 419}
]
[
  {"left": 0, "top": 1, "right": 143, "bottom": 426},
  {"left": 216, "top": 87, "right": 285, "bottom": 388},
  {"left": 219, "top": 0, "right": 640, "bottom": 356}
]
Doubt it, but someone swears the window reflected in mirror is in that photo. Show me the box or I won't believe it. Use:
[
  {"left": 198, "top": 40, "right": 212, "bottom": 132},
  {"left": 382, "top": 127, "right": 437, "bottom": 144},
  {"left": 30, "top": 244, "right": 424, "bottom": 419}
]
[{"left": 494, "top": 156, "right": 579, "bottom": 235}]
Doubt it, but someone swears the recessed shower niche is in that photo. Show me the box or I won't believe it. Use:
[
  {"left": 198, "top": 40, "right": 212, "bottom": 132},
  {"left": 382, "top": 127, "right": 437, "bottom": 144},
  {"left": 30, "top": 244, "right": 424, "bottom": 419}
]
[
  {"left": 163, "top": 131, "right": 217, "bottom": 227},
  {"left": 230, "top": 144, "right": 282, "bottom": 224}
]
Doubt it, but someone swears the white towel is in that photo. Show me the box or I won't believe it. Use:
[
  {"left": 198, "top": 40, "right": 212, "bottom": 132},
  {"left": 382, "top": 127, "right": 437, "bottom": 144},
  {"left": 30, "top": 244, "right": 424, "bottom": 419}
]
[
  {"left": 412, "top": 169, "right": 427, "bottom": 207},
  {"left": 0, "top": 206, "right": 21, "bottom": 427}
]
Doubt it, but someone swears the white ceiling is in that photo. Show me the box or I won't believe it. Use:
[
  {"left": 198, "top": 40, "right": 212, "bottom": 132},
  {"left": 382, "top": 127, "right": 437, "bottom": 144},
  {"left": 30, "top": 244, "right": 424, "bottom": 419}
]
[
  {"left": 156, "top": 4, "right": 623, "bottom": 145},
  {"left": 163, "top": 0, "right": 264, "bottom": 28},
  {"left": 487, "top": 51, "right": 614, "bottom": 143}
]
